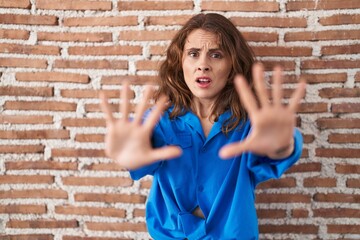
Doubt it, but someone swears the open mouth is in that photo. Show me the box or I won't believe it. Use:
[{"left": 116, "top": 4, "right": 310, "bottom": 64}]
[{"left": 196, "top": 77, "right": 212, "bottom": 87}]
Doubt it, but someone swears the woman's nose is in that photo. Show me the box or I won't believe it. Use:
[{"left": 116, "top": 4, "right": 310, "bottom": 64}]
[{"left": 197, "top": 56, "right": 211, "bottom": 72}]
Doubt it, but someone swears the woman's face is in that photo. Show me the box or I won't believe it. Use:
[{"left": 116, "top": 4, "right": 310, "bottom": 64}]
[{"left": 182, "top": 29, "right": 232, "bottom": 104}]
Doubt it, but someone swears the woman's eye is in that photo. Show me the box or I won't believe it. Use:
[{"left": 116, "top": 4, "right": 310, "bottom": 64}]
[
  {"left": 211, "top": 52, "right": 222, "bottom": 59},
  {"left": 188, "top": 51, "right": 198, "bottom": 57}
]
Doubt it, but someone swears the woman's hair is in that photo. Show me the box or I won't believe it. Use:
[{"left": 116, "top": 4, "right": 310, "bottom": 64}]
[{"left": 155, "top": 13, "right": 255, "bottom": 134}]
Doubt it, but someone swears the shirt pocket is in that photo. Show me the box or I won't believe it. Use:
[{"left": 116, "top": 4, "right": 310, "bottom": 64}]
[{"left": 169, "top": 133, "right": 192, "bottom": 149}]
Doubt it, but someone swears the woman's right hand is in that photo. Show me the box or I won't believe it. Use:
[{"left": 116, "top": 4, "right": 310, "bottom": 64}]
[{"left": 99, "top": 83, "right": 182, "bottom": 170}]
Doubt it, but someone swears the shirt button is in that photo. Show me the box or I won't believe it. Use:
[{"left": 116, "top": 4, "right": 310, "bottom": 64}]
[
  {"left": 198, "top": 185, "right": 204, "bottom": 192},
  {"left": 201, "top": 147, "right": 206, "bottom": 152}
]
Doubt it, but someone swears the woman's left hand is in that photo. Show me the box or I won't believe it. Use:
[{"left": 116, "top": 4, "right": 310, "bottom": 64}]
[{"left": 219, "top": 63, "right": 306, "bottom": 160}]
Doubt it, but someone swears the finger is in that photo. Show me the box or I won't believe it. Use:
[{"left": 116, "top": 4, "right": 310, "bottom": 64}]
[
  {"left": 120, "top": 82, "right": 130, "bottom": 121},
  {"left": 288, "top": 79, "right": 306, "bottom": 112},
  {"left": 253, "top": 63, "right": 269, "bottom": 107},
  {"left": 218, "top": 139, "right": 251, "bottom": 159},
  {"left": 272, "top": 66, "right": 283, "bottom": 106},
  {"left": 99, "top": 91, "right": 115, "bottom": 124},
  {"left": 234, "top": 75, "right": 259, "bottom": 116},
  {"left": 133, "top": 85, "right": 153, "bottom": 125},
  {"left": 143, "top": 95, "right": 168, "bottom": 131},
  {"left": 147, "top": 146, "right": 183, "bottom": 163}
]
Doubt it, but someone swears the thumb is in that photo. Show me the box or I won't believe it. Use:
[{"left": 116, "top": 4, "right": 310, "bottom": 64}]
[
  {"left": 219, "top": 140, "right": 251, "bottom": 160},
  {"left": 148, "top": 146, "right": 182, "bottom": 162}
]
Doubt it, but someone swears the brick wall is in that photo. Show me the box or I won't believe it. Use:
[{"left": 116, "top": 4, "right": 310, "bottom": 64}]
[{"left": 0, "top": 0, "right": 359, "bottom": 239}]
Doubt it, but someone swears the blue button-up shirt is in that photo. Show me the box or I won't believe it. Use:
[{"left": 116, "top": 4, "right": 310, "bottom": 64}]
[{"left": 130, "top": 107, "right": 303, "bottom": 240}]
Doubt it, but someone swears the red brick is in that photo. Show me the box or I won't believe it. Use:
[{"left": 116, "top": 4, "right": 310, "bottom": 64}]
[
  {"left": 133, "top": 208, "right": 145, "bottom": 218},
  {"left": 336, "top": 164, "right": 360, "bottom": 174},
  {"left": 140, "top": 179, "right": 152, "bottom": 189},
  {"left": 303, "top": 134, "right": 315, "bottom": 144},
  {"left": 298, "top": 103, "right": 328, "bottom": 113},
  {"left": 118, "top": 1, "right": 193, "bottom": 10},
  {"left": 61, "top": 89, "right": 118, "bottom": 99},
  {"left": 62, "top": 118, "right": 106, "bottom": 127},
  {"left": 0, "top": 57, "right": 47, "bottom": 68},
  {"left": 38, "top": 32, "right": 112, "bottom": 42},
  {"left": 55, "top": 205, "right": 126, "bottom": 218},
  {"left": 52, "top": 148, "right": 106, "bottom": 158},
  {"left": 0, "top": 130, "right": 69, "bottom": 139},
  {"left": 319, "top": 14, "right": 360, "bottom": 25},
  {"left": 0, "top": 115, "right": 53, "bottom": 124},
  {"left": 317, "top": 118, "right": 360, "bottom": 129},
  {"left": 37, "top": 0, "right": 112, "bottom": 10},
  {"left": 119, "top": 30, "right": 177, "bottom": 41},
  {"left": 16, "top": 72, "right": 90, "bottom": 84},
  {"left": 0, "top": 14, "right": 57, "bottom": 25},
  {"left": 150, "top": 45, "right": 167, "bottom": 55},
  {"left": 259, "top": 224, "right": 318, "bottom": 234},
  {"left": 242, "top": 32, "right": 278, "bottom": 42},
  {"left": 231, "top": 17, "right": 307, "bottom": 27},
  {"left": 301, "top": 59, "right": 359, "bottom": 69},
  {"left": 313, "top": 208, "right": 360, "bottom": 218},
  {"left": 285, "top": 30, "right": 360, "bottom": 41},
  {"left": 4, "top": 101, "right": 77, "bottom": 111},
  {"left": 145, "top": 15, "right": 192, "bottom": 26},
  {"left": 63, "top": 237, "right": 129, "bottom": 240},
  {"left": 74, "top": 193, "right": 146, "bottom": 204},
  {"left": 261, "top": 61, "right": 296, "bottom": 71},
  {"left": 356, "top": 72, "right": 360, "bottom": 82},
  {"left": 257, "top": 209, "right": 287, "bottom": 219},
  {"left": 101, "top": 75, "right": 158, "bottom": 85},
  {"left": 0, "top": 235, "right": 53, "bottom": 240},
  {"left": 6, "top": 160, "right": 77, "bottom": 171},
  {"left": 347, "top": 179, "right": 360, "bottom": 188},
  {"left": 136, "top": 60, "right": 162, "bottom": 71},
  {"left": 7, "top": 219, "right": 78, "bottom": 229},
  {"left": 0, "top": 189, "right": 67, "bottom": 199},
  {"left": 202, "top": 1, "right": 279, "bottom": 12},
  {"left": 291, "top": 209, "right": 309, "bottom": 218},
  {"left": 64, "top": 16, "right": 138, "bottom": 27},
  {"left": 316, "top": 148, "right": 360, "bottom": 158},
  {"left": 62, "top": 176, "right": 133, "bottom": 187},
  {"left": 86, "top": 221, "right": 147, "bottom": 232},
  {"left": 0, "top": 29, "right": 30, "bottom": 40},
  {"left": 0, "top": 145, "right": 44, "bottom": 154},
  {"left": 82, "top": 162, "right": 125, "bottom": 171},
  {"left": 319, "top": 88, "right": 360, "bottom": 98},
  {"left": 256, "top": 193, "right": 311, "bottom": 203},
  {"left": 75, "top": 134, "right": 104, "bottom": 143},
  {"left": 0, "top": 204, "right": 46, "bottom": 214},
  {"left": 332, "top": 103, "right": 360, "bottom": 113},
  {"left": 314, "top": 193, "right": 360, "bottom": 203},
  {"left": 0, "top": 43, "right": 60, "bottom": 55},
  {"left": 68, "top": 45, "right": 142, "bottom": 56},
  {"left": 0, "top": 0, "right": 30, "bottom": 8},
  {"left": 327, "top": 224, "right": 360, "bottom": 234},
  {"left": 329, "top": 133, "right": 360, "bottom": 143},
  {"left": 286, "top": 0, "right": 360, "bottom": 11},
  {"left": 0, "top": 175, "right": 54, "bottom": 184},
  {"left": 286, "top": 162, "right": 319, "bottom": 174},
  {"left": 85, "top": 102, "right": 136, "bottom": 114},
  {"left": 322, "top": 44, "right": 360, "bottom": 55},
  {"left": 301, "top": 73, "right": 347, "bottom": 84},
  {"left": 54, "top": 59, "right": 127, "bottom": 70},
  {"left": 253, "top": 46, "right": 312, "bottom": 57},
  {"left": 0, "top": 86, "right": 53, "bottom": 97},
  {"left": 257, "top": 177, "right": 296, "bottom": 189},
  {"left": 303, "top": 177, "right": 337, "bottom": 188}
]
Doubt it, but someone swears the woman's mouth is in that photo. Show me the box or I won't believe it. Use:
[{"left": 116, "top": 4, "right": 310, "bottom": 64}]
[{"left": 196, "top": 77, "right": 212, "bottom": 88}]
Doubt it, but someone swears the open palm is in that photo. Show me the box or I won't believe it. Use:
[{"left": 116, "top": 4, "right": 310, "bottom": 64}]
[
  {"left": 219, "top": 63, "right": 306, "bottom": 159},
  {"left": 99, "top": 83, "right": 182, "bottom": 170}
]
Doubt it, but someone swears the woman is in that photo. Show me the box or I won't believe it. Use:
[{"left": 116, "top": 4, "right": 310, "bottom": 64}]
[{"left": 100, "top": 13, "right": 306, "bottom": 240}]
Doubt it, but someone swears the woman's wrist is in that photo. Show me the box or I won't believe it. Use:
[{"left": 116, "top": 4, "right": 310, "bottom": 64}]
[{"left": 268, "top": 138, "right": 295, "bottom": 160}]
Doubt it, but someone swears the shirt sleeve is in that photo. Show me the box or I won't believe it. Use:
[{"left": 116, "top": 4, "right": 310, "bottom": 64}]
[{"left": 247, "top": 128, "right": 303, "bottom": 186}]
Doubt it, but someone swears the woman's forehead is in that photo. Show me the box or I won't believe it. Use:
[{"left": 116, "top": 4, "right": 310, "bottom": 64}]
[{"left": 184, "top": 29, "right": 220, "bottom": 50}]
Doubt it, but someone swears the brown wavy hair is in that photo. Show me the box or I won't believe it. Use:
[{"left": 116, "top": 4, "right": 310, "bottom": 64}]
[{"left": 155, "top": 13, "right": 255, "bottom": 134}]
